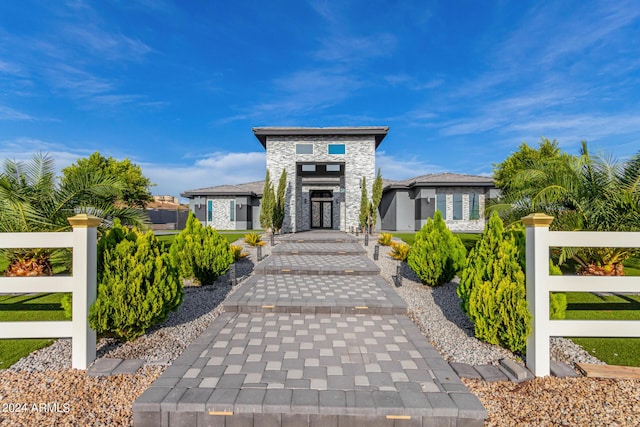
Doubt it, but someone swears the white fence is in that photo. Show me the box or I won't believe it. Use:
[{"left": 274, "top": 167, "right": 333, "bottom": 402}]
[
  {"left": 524, "top": 213, "right": 640, "bottom": 377},
  {"left": 0, "top": 214, "right": 100, "bottom": 369}
]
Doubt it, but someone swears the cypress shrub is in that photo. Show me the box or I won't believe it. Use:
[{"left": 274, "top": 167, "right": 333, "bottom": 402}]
[
  {"left": 89, "top": 222, "right": 182, "bottom": 341},
  {"left": 407, "top": 211, "right": 467, "bottom": 286},
  {"left": 549, "top": 260, "right": 567, "bottom": 320},
  {"left": 458, "top": 212, "right": 531, "bottom": 353},
  {"left": 170, "top": 213, "right": 234, "bottom": 285}
]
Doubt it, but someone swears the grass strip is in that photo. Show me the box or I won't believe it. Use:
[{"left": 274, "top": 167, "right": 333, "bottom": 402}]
[
  {"left": 0, "top": 293, "right": 68, "bottom": 369},
  {"left": 564, "top": 292, "right": 640, "bottom": 367}
]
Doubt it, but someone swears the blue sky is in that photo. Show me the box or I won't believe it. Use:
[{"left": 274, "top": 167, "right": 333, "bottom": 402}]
[{"left": 1, "top": 1, "right": 639, "bottom": 199}]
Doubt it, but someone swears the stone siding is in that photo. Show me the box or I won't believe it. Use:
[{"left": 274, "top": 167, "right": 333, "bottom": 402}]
[
  {"left": 266, "top": 135, "right": 375, "bottom": 232},
  {"left": 207, "top": 197, "right": 235, "bottom": 230},
  {"left": 438, "top": 187, "right": 487, "bottom": 232}
]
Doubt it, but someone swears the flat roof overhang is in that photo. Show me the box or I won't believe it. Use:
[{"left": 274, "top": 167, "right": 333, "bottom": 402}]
[{"left": 252, "top": 126, "right": 389, "bottom": 149}]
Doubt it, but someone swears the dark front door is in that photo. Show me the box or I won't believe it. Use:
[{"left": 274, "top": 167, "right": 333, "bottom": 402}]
[{"left": 310, "top": 191, "right": 333, "bottom": 229}]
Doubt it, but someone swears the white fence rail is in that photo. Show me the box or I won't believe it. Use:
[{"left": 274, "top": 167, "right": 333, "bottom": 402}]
[
  {"left": 524, "top": 213, "right": 640, "bottom": 377},
  {"left": 0, "top": 214, "right": 101, "bottom": 369}
]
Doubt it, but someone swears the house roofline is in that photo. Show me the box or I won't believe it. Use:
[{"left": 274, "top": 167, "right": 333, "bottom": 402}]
[
  {"left": 383, "top": 180, "right": 495, "bottom": 192},
  {"left": 252, "top": 126, "right": 389, "bottom": 149}
]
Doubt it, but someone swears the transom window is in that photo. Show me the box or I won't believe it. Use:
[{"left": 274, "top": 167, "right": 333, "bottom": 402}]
[
  {"left": 296, "top": 144, "right": 313, "bottom": 154},
  {"left": 327, "top": 144, "right": 345, "bottom": 155}
]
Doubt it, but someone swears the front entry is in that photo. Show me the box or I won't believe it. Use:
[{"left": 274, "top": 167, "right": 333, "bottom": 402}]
[{"left": 310, "top": 190, "right": 333, "bottom": 229}]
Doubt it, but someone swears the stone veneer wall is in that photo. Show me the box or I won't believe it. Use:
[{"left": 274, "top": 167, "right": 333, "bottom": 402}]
[
  {"left": 266, "top": 135, "right": 376, "bottom": 232},
  {"left": 207, "top": 196, "right": 235, "bottom": 230},
  {"left": 438, "top": 187, "right": 487, "bottom": 232}
]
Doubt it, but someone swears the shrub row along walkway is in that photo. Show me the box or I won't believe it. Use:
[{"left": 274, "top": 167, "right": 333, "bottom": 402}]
[{"left": 133, "top": 231, "right": 487, "bottom": 426}]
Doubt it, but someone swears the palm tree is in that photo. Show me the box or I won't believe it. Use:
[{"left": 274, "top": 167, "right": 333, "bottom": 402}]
[
  {"left": 491, "top": 142, "right": 640, "bottom": 275},
  {"left": 0, "top": 153, "right": 149, "bottom": 276}
]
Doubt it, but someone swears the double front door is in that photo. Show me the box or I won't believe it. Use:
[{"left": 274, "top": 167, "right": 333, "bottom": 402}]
[{"left": 310, "top": 191, "right": 333, "bottom": 229}]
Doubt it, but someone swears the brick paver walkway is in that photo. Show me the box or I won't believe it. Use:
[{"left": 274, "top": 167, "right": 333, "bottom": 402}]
[{"left": 133, "top": 231, "right": 487, "bottom": 426}]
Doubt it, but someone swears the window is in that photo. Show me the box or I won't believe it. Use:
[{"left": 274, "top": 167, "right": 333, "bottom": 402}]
[
  {"left": 469, "top": 193, "right": 480, "bottom": 220},
  {"left": 326, "top": 164, "right": 341, "bottom": 172},
  {"left": 453, "top": 194, "right": 463, "bottom": 220},
  {"left": 327, "top": 144, "right": 346, "bottom": 155},
  {"left": 301, "top": 164, "right": 316, "bottom": 172},
  {"left": 207, "top": 200, "right": 213, "bottom": 222},
  {"left": 296, "top": 144, "right": 313, "bottom": 154},
  {"left": 436, "top": 194, "right": 447, "bottom": 219},
  {"left": 230, "top": 200, "right": 235, "bottom": 222}
]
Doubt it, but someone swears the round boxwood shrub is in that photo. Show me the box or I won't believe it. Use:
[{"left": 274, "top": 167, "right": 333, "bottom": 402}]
[
  {"left": 458, "top": 212, "right": 531, "bottom": 353},
  {"left": 88, "top": 220, "right": 182, "bottom": 341},
  {"left": 407, "top": 211, "right": 467, "bottom": 286},
  {"left": 170, "top": 213, "right": 234, "bottom": 285}
]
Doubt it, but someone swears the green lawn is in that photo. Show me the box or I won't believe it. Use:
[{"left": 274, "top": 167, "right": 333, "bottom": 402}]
[
  {"left": 564, "top": 292, "right": 640, "bottom": 367},
  {"left": 156, "top": 231, "right": 257, "bottom": 248},
  {"left": 392, "top": 232, "right": 481, "bottom": 252},
  {"left": 0, "top": 293, "right": 68, "bottom": 369},
  {"left": 391, "top": 233, "right": 416, "bottom": 246}
]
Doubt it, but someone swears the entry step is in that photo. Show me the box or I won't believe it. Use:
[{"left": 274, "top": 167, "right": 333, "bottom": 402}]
[
  {"left": 224, "top": 275, "right": 406, "bottom": 315},
  {"left": 254, "top": 254, "right": 380, "bottom": 276},
  {"left": 272, "top": 242, "right": 366, "bottom": 256}
]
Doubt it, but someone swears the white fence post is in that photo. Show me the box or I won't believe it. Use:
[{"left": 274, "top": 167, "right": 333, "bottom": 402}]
[
  {"left": 523, "top": 213, "right": 554, "bottom": 377},
  {"left": 68, "top": 214, "right": 101, "bottom": 369}
]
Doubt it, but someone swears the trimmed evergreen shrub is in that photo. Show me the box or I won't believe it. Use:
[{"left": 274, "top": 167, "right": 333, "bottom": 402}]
[
  {"left": 457, "top": 212, "right": 531, "bottom": 353},
  {"left": 170, "top": 213, "right": 234, "bottom": 285},
  {"left": 407, "top": 211, "right": 467, "bottom": 286},
  {"left": 549, "top": 260, "right": 567, "bottom": 320},
  {"left": 272, "top": 169, "right": 287, "bottom": 233},
  {"left": 89, "top": 222, "right": 182, "bottom": 341}
]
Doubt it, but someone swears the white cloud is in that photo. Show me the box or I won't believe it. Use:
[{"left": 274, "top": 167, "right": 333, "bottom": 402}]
[
  {"left": 375, "top": 150, "right": 446, "bottom": 181},
  {"left": 0, "top": 106, "right": 34, "bottom": 121},
  {"left": 144, "top": 152, "right": 267, "bottom": 199},
  {"left": 0, "top": 138, "right": 92, "bottom": 171}
]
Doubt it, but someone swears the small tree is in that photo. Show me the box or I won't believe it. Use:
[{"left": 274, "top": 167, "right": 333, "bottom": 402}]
[
  {"left": 170, "top": 213, "right": 234, "bottom": 285},
  {"left": 407, "top": 211, "right": 466, "bottom": 286},
  {"left": 88, "top": 220, "right": 182, "bottom": 341},
  {"left": 62, "top": 151, "right": 154, "bottom": 208},
  {"left": 369, "top": 168, "right": 383, "bottom": 232},
  {"left": 458, "top": 212, "right": 531, "bottom": 353},
  {"left": 359, "top": 177, "right": 369, "bottom": 231},
  {"left": 259, "top": 170, "right": 275, "bottom": 232},
  {"left": 272, "top": 168, "right": 287, "bottom": 233}
]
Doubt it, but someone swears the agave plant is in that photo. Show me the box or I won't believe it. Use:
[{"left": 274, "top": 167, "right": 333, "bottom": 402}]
[
  {"left": 491, "top": 142, "right": 640, "bottom": 275},
  {"left": 0, "top": 153, "right": 149, "bottom": 276}
]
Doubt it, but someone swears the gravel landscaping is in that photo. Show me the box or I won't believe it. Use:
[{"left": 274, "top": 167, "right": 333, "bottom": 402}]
[{"left": 1, "top": 235, "right": 639, "bottom": 426}]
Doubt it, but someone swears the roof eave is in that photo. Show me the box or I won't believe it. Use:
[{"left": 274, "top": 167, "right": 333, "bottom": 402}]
[{"left": 252, "top": 126, "right": 389, "bottom": 149}]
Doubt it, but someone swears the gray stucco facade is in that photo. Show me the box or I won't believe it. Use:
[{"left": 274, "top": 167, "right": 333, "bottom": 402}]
[
  {"left": 181, "top": 127, "right": 498, "bottom": 233},
  {"left": 380, "top": 175, "right": 497, "bottom": 233}
]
